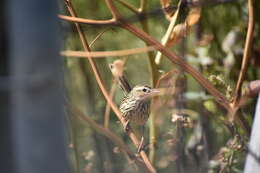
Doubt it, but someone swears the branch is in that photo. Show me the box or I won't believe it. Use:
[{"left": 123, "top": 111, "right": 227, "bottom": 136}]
[
  {"left": 68, "top": 103, "right": 149, "bottom": 172},
  {"left": 103, "top": 0, "right": 231, "bottom": 112},
  {"left": 139, "top": 0, "right": 147, "bottom": 12},
  {"left": 104, "top": 82, "right": 117, "bottom": 128},
  {"left": 121, "top": 21, "right": 231, "bottom": 111},
  {"left": 61, "top": 46, "right": 155, "bottom": 58},
  {"left": 89, "top": 28, "right": 113, "bottom": 47},
  {"left": 115, "top": 0, "right": 139, "bottom": 14},
  {"left": 58, "top": 14, "right": 116, "bottom": 25},
  {"left": 233, "top": 0, "right": 254, "bottom": 107},
  {"left": 64, "top": 1, "right": 156, "bottom": 172}
]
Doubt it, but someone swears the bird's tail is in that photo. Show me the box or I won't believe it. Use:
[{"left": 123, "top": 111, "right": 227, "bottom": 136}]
[
  {"left": 118, "top": 75, "right": 131, "bottom": 94},
  {"left": 109, "top": 60, "right": 132, "bottom": 94}
]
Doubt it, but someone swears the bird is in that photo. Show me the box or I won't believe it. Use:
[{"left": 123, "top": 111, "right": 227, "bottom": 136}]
[
  {"left": 109, "top": 60, "right": 159, "bottom": 152},
  {"left": 120, "top": 85, "right": 159, "bottom": 152},
  {"left": 120, "top": 85, "right": 159, "bottom": 126}
]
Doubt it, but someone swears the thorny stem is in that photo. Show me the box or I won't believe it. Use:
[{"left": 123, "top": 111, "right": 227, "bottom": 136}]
[{"left": 64, "top": 1, "right": 156, "bottom": 172}]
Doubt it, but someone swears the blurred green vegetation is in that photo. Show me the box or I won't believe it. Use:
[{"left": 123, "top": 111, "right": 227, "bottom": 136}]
[{"left": 62, "top": 0, "right": 260, "bottom": 172}]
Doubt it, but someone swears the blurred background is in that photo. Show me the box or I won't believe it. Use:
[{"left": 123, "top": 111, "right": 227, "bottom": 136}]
[
  {"left": 1, "top": 0, "right": 260, "bottom": 173},
  {"left": 62, "top": 0, "right": 260, "bottom": 172}
]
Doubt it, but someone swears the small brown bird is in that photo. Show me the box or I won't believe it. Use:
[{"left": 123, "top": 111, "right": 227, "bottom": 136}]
[
  {"left": 120, "top": 85, "right": 159, "bottom": 152},
  {"left": 109, "top": 60, "right": 159, "bottom": 152},
  {"left": 120, "top": 85, "right": 159, "bottom": 126}
]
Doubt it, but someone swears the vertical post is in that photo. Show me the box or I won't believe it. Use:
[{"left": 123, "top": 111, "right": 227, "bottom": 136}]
[
  {"left": 0, "top": 0, "right": 14, "bottom": 172},
  {"left": 244, "top": 94, "right": 260, "bottom": 173},
  {"left": 8, "top": 0, "right": 70, "bottom": 172}
]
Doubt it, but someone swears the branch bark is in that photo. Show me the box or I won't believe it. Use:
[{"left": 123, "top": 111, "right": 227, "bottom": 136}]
[{"left": 233, "top": 0, "right": 254, "bottom": 107}]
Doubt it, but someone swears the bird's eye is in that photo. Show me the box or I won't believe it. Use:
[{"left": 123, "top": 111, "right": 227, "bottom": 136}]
[{"left": 142, "top": 88, "right": 147, "bottom": 92}]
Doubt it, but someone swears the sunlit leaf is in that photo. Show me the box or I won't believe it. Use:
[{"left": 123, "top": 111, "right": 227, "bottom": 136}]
[
  {"left": 167, "top": 23, "right": 187, "bottom": 47},
  {"left": 186, "top": 7, "right": 201, "bottom": 27}
]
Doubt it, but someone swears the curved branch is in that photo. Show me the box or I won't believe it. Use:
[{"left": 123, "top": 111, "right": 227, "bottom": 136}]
[
  {"left": 58, "top": 14, "right": 117, "bottom": 25},
  {"left": 233, "top": 0, "right": 254, "bottom": 106},
  {"left": 120, "top": 21, "right": 231, "bottom": 111}
]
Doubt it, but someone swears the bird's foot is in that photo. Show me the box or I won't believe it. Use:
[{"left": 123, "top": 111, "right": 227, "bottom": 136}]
[
  {"left": 137, "top": 136, "right": 149, "bottom": 153},
  {"left": 137, "top": 143, "right": 150, "bottom": 154},
  {"left": 123, "top": 120, "right": 130, "bottom": 133}
]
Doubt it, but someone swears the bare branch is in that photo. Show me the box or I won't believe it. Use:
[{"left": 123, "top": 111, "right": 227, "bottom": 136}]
[
  {"left": 61, "top": 46, "right": 155, "bottom": 58},
  {"left": 115, "top": 0, "right": 139, "bottom": 14},
  {"left": 233, "top": 0, "right": 255, "bottom": 107},
  {"left": 89, "top": 28, "right": 113, "bottom": 47},
  {"left": 120, "top": 21, "right": 231, "bottom": 111},
  {"left": 58, "top": 14, "right": 116, "bottom": 25}
]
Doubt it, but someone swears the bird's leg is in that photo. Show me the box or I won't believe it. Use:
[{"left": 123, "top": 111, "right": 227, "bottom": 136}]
[
  {"left": 123, "top": 119, "right": 130, "bottom": 133},
  {"left": 137, "top": 125, "right": 145, "bottom": 153}
]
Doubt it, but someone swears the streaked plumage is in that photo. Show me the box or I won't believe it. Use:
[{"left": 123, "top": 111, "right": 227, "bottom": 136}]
[{"left": 120, "top": 85, "right": 157, "bottom": 125}]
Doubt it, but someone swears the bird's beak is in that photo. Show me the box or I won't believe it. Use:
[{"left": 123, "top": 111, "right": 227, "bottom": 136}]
[{"left": 150, "top": 88, "right": 160, "bottom": 96}]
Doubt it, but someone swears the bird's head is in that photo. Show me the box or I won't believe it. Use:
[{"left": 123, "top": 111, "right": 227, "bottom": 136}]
[{"left": 130, "top": 85, "right": 160, "bottom": 100}]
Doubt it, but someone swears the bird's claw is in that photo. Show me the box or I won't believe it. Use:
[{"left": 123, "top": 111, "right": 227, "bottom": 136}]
[
  {"left": 137, "top": 143, "right": 144, "bottom": 153},
  {"left": 137, "top": 143, "right": 150, "bottom": 153},
  {"left": 137, "top": 136, "right": 146, "bottom": 153},
  {"left": 123, "top": 120, "right": 130, "bottom": 133}
]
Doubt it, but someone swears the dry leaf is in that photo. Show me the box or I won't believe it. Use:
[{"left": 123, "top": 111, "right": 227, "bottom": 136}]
[
  {"left": 167, "top": 23, "right": 187, "bottom": 47},
  {"left": 160, "top": 0, "right": 175, "bottom": 21},
  {"left": 166, "top": 7, "right": 201, "bottom": 47},
  {"left": 186, "top": 7, "right": 201, "bottom": 27}
]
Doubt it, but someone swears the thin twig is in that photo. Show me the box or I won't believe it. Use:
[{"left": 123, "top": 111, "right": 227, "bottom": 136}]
[
  {"left": 58, "top": 14, "right": 116, "bottom": 25},
  {"left": 139, "top": 0, "right": 147, "bottom": 12},
  {"left": 64, "top": 1, "right": 156, "bottom": 172},
  {"left": 104, "top": 82, "right": 117, "bottom": 128},
  {"left": 232, "top": 0, "right": 254, "bottom": 108},
  {"left": 115, "top": 0, "right": 139, "bottom": 14},
  {"left": 89, "top": 28, "right": 113, "bottom": 47}
]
